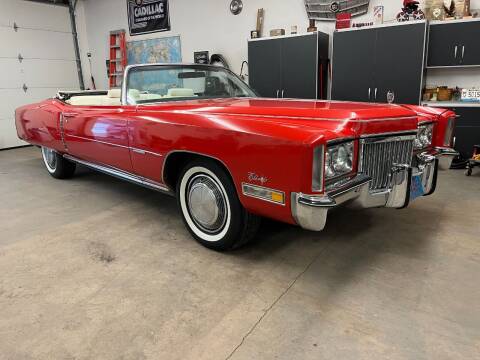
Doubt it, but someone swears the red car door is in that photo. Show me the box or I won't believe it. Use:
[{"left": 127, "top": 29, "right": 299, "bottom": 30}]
[
  {"left": 127, "top": 111, "right": 166, "bottom": 184},
  {"left": 62, "top": 104, "right": 136, "bottom": 173}
]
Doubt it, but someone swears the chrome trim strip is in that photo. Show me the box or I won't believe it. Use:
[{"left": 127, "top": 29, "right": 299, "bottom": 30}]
[
  {"left": 67, "top": 134, "right": 129, "bottom": 149},
  {"left": 241, "top": 182, "right": 286, "bottom": 206},
  {"left": 132, "top": 148, "right": 145, "bottom": 155},
  {"left": 360, "top": 134, "right": 416, "bottom": 144},
  {"left": 161, "top": 150, "right": 234, "bottom": 187},
  {"left": 328, "top": 174, "right": 371, "bottom": 198},
  {"left": 327, "top": 137, "right": 355, "bottom": 145},
  {"left": 63, "top": 154, "right": 172, "bottom": 194},
  {"left": 298, "top": 174, "right": 372, "bottom": 208},
  {"left": 418, "top": 120, "right": 434, "bottom": 126},
  {"left": 360, "top": 131, "right": 417, "bottom": 139},
  {"left": 65, "top": 134, "right": 163, "bottom": 157}
]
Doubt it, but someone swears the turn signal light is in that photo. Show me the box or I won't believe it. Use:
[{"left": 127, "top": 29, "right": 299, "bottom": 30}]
[{"left": 242, "top": 183, "right": 285, "bottom": 205}]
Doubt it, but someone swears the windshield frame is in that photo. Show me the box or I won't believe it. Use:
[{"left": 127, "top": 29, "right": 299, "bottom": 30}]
[{"left": 121, "top": 63, "right": 257, "bottom": 105}]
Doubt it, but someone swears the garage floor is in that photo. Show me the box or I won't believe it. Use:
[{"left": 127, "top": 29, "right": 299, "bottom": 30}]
[{"left": 1, "top": 147, "right": 479, "bottom": 360}]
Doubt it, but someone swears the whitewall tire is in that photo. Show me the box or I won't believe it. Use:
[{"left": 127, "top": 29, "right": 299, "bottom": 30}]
[
  {"left": 176, "top": 159, "right": 260, "bottom": 251},
  {"left": 41, "top": 147, "right": 76, "bottom": 179}
]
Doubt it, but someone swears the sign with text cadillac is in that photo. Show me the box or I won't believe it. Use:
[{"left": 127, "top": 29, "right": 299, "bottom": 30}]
[{"left": 127, "top": 0, "right": 170, "bottom": 36}]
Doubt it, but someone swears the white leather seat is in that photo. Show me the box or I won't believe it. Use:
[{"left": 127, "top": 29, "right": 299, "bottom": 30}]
[{"left": 166, "top": 88, "right": 195, "bottom": 97}]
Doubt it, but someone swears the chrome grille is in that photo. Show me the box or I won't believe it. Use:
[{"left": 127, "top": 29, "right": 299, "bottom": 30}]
[{"left": 359, "top": 135, "right": 415, "bottom": 191}]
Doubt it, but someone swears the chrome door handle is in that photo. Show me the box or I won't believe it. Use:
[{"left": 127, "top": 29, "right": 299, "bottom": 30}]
[
  {"left": 454, "top": 45, "right": 458, "bottom": 58},
  {"left": 374, "top": 88, "right": 378, "bottom": 101},
  {"left": 63, "top": 112, "right": 78, "bottom": 118},
  {"left": 281, "top": 89, "right": 285, "bottom": 98},
  {"left": 276, "top": 89, "right": 279, "bottom": 98},
  {"left": 368, "top": 87, "right": 371, "bottom": 100},
  {"left": 132, "top": 148, "right": 146, "bottom": 155},
  {"left": 462, "top": 45, "right": 465, "bottom": 59}
]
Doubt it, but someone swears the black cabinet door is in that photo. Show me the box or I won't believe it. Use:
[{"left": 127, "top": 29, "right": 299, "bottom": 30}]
[
  {"left": 331, "top": 29, "right": 376, "bottom": 102},
  {"left": 458, "top": 22, "right": 480, "bottom": 66},
  {"left": 451, "top": 107, "right": 480, "bottom": 159},
  {"left": 248, "top": 39, "right": 282, "bottom": 98},
  {"left": 374, "top": 23, "right": 426, "bottom": 104},
  {"left": 427, "top": 24, "right": 459, "bottom": 67},
  {"left": 281, "top": 34, "right": 318, "bottom": 99}
]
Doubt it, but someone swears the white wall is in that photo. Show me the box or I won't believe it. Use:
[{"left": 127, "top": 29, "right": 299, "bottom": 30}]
[
  {"left": 76, "top": 0, "right": 480, "bottom": 91},
  {"left": 0, "top": 0, "right": 79, "bottom": 148}
]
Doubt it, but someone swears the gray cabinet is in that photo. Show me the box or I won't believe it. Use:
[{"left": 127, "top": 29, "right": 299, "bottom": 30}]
[
  {"left": 331, "top": 29, "right": 376, "bottom": 102},
  {"left": 428, "top": 20, "right": 480, "bottom": 67},
  {"left": 248, "top": 32, "right": 329, "bottom": 100},
  {"left": 331, "top": 22, "right": 427, "bottom": 105},
  {"left": 451, "top": 107, "right": 480, "bottom": 159}
]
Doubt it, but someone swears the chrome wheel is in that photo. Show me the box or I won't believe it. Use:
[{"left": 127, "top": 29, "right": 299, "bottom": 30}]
[
  {"left": 42, "top": 147, "right": 57, "bottom": 173},
  {"left": 187, "top": 174, "right": 227, "bottom": 234}
]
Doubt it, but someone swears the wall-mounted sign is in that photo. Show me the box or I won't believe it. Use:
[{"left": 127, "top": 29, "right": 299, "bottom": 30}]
[
  {"left": 127, "top": 0, "right": 170, "bottom": 36},
  {"left": 194, "top": 51, "right": 209, "bottom": 64},
  {"left": 304, "top": 0, "right": 370, "bottom": 21}
]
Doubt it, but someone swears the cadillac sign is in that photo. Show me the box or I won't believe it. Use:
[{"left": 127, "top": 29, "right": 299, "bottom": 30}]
[{"left": 127, "top": 0, "right": 170, "bottom": 36}]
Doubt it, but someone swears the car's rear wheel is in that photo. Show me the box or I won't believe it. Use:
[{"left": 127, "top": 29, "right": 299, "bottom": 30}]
[
  {"left": 41, "top": 147, "right": 76, "bottom": 179},
  {"left": 176, "top": 159, "right": 260, "bottom": 251}
]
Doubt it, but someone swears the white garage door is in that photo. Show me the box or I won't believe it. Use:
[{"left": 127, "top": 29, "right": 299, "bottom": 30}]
[{"left": 0, "top": 0, "right": 80, "bottom": 149}]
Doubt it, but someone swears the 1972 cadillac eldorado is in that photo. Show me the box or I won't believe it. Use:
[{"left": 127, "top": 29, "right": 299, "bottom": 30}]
[{"left": 15, "top": 64, "right": 458, "bottom": 250}]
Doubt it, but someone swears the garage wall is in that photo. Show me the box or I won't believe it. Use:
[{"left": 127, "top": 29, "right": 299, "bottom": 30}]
[
  {"left": 77, "top": 0, "right": 331, "bottom": 90},
  {"left": 0, "top": 0, "right": 80, "bottom": 149},
  {"left": 77, "top": 0, "right": 480, "bottom": 91}
]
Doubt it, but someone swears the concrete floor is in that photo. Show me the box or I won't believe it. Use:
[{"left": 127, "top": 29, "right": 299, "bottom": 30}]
[{"left": 0, "top": 146, "right": 479, "bottom": 360}]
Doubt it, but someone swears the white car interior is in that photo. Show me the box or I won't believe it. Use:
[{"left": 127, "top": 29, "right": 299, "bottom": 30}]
[{"left": 64, "top": 88, "right": 197, "bottom": 106}]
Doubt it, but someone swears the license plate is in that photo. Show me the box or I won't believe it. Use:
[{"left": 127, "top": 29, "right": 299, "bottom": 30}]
[{"left": 410, "top": 175, "right": 424, "bottom": 201}]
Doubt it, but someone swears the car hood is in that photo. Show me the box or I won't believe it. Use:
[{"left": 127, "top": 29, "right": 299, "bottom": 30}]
[{"left": 140, "top": 98, "right": 420, "bottom": 142}]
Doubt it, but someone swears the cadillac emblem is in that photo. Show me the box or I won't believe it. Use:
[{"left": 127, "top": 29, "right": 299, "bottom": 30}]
[
  {"left": 330, "top": 2, "right": 340, "bottom": 12},
  {"left": 387, "top": 90, "right": 395, "bottom": 104}
]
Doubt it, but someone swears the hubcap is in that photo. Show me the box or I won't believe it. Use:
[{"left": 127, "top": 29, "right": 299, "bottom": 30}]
[
  {"left": 187, "top": 175, "right": 227, "bottom": 234},
  {"left": 42, "top": 147, "right": 57, "bottom": 171}
]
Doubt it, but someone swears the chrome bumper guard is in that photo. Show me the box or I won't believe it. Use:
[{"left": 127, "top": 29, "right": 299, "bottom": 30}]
[{"left": 292, "top": 147, "right": 458, "bottom": 232}]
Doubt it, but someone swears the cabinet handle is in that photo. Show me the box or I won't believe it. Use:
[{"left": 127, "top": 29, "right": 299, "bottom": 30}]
[
  {"left": 462, "top": 45, "right": 465, "bottom": 59},
  {"left": 276, "top": 89, "right": 279, "bottom": 98},
  {"left": 454, "top": 45, "right": 458, "bottom": 58},
  {"left": 374, "top": 88, "right": 378, "bottom": 101},
  {"left": 281, "top": 89, "right": 285, "bottom": 98},
  {"left": 368, "top": 87, "right": 371, "bottom": 100}
]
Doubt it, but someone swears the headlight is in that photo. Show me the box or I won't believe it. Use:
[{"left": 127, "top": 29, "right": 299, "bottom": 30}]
[
  {"left": 325, "top": 141, "right": 354, "bottom": 180},
  {"left": 414, "top": 123, "right": 433, "bottom": 149}
]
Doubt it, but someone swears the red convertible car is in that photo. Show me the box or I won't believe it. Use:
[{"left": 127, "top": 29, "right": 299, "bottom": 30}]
[{"left": 15, "top": 63, "right": 458, "bottom": 250}]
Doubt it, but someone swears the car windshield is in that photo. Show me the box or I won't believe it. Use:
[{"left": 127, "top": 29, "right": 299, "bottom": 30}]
[{"left": 125, "top": 65, "right": 256, "bottom": 104}]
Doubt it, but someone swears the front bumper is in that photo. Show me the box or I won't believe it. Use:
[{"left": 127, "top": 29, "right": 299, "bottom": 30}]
[{"left": 291, "top": 147, "right": 458, "bottom": 231}]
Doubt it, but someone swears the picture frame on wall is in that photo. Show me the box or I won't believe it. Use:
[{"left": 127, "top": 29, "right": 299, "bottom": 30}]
[{"left": 126, "top": 0, "right": 171, "bottom": 36}]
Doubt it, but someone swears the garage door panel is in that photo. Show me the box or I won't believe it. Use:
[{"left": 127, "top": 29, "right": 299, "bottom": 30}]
[
  {"left": 0, "top": 29, "right": 75, "bottom": 60},
  {"left": 0, "top": 0, "right": 78, "bottom": 149},
  {"left": 0, "top": 88, "right": 65, "bottom": 119},
  {"left": 0, "top": 59, "right": 26, "bottom": 88},
  {"left": 0, "top": 0, "right": 71, "bottom": 33},
  {"left": 22, "top": 59, "right": 78, "bottom": 88},
  {"left": 0, "top": 118, "right": 25, "bottom": 149}
]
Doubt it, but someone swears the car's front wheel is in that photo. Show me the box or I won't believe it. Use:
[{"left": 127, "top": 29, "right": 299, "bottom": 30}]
[
  {"left": 41, "top": 147, "right": 76, "bottom": 179},
  {"left": 176, "top": 159, "right": 260, "bottom": 251}
]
